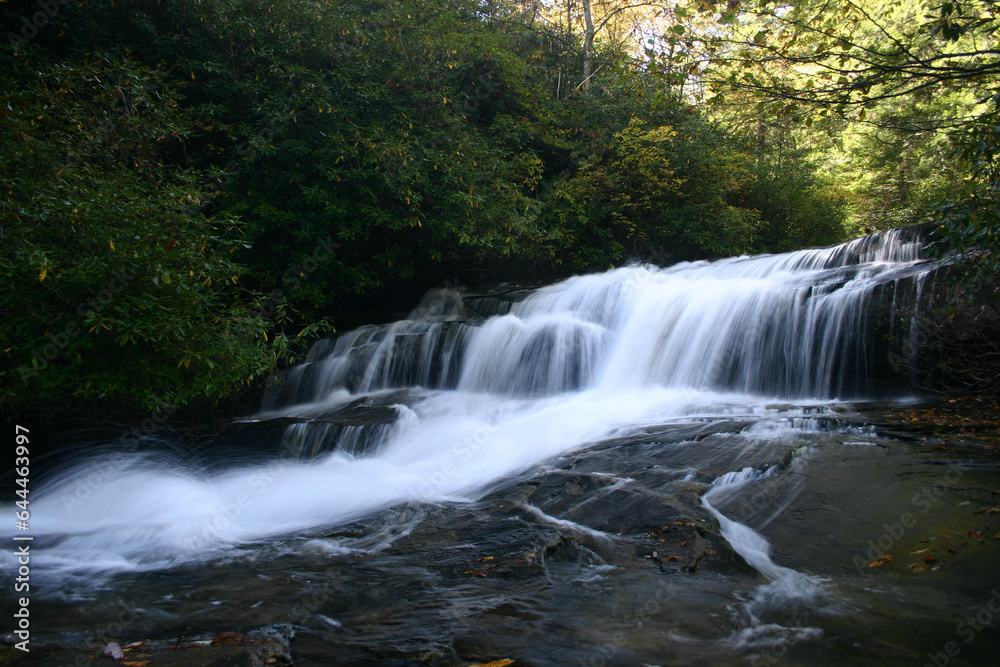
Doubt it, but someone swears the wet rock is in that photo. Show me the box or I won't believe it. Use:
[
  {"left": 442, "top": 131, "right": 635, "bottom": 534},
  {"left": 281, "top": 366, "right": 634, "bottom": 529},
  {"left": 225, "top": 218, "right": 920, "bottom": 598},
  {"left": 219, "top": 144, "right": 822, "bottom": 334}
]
[{"left": 1, "top": 627, "right": 292, "bottom": 667}]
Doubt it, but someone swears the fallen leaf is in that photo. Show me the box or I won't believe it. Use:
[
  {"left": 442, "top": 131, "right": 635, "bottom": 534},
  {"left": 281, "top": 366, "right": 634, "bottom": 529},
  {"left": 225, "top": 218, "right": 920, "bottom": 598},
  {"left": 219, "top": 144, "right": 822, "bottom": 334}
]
[
  {"left": 469, "top": 660, "right": 515, "bottom": 667},
  {"left": 909, "top": 548, "right": 931, "bottom": 556},
  {"left": 968, "top": 531, "right": 982, "bottom": 538},
  {"left": 924, "top": 555, "right": 937, "bottom": 563},
  {"left": 868, "top": 555, "right": 894, "bottom": 568},
  {"left": 123, "top": 662, "right": 151, "bottom": 667}
]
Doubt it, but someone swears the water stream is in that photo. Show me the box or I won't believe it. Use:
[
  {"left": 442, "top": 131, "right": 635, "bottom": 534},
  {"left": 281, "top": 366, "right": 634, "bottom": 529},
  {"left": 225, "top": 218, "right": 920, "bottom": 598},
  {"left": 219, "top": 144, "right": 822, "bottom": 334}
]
[{"left": 4, "top": 228, "right": 999, "bottom": 665}]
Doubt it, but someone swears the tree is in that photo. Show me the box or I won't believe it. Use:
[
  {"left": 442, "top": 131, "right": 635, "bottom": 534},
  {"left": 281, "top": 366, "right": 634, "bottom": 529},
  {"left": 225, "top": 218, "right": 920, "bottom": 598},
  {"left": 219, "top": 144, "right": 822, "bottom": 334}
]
[
  {"left": 0, "top": 52, "right": 316, "bottom": 412},
  {"left": 701, "top": 0, "right": 998, "bottom": 123}
]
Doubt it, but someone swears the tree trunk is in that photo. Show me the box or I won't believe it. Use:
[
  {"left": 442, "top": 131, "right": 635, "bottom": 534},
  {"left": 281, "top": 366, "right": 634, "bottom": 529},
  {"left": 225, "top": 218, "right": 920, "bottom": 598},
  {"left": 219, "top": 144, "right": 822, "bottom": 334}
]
[{"left": 582, "top": 0, "right": 595, "bottom": 90}]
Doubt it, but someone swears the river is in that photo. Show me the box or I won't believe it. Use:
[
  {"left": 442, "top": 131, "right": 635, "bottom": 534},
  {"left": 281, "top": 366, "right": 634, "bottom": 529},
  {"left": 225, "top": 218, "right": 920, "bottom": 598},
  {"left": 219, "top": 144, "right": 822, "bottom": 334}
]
[{"left": 4, "top": 228, "right": 999, "bottom": 665}]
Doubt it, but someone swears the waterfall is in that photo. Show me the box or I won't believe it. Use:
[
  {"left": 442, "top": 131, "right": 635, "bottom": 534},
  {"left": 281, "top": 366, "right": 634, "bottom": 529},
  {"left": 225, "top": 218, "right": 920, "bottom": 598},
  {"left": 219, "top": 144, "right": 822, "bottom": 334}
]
[
  {"left": 6, "top": 227, "right": 942, "bottom": 582},
  {"left": 266, "top": 225, "right": 935, "bottom": 415}
]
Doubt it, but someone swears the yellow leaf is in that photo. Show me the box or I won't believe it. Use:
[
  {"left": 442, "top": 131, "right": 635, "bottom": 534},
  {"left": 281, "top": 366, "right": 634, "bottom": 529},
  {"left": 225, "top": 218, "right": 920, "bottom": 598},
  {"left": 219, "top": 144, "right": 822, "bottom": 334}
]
[
  {"left": 469, "top": 661, "right": 515, "bottom": 667},
  {"left": 868, "top": 555, "right": 893, "bottom": 567},
  {"left": 109, "top": 240, "right": 115, "bottom": 250},
  {"left": 39, "top": 263, "right": 48, "bottom": 281},
  {"left": 263, "top": 331, "right": 268, "bottom": 341}
]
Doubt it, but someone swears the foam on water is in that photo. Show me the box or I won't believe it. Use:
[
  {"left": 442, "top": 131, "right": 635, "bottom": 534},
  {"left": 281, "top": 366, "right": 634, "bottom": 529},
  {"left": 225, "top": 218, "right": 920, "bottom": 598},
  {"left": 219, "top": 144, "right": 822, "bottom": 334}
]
[{"left": 2, "top": 228, "right": 939, "bottom": 586}]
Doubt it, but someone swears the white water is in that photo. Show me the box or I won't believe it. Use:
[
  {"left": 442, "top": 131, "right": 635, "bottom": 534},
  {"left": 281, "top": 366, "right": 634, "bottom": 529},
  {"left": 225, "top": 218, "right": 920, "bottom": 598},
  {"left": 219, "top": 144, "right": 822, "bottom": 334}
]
[{"left": 4, "top": 229, "right": 937, "bottom": 587}]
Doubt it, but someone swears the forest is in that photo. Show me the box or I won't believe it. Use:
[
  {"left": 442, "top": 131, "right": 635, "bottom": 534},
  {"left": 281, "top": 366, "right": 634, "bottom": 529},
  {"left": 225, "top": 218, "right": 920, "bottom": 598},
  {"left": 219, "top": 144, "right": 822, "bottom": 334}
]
[{"left": 1, "top": 0, "right": 997, "bottom": 417}]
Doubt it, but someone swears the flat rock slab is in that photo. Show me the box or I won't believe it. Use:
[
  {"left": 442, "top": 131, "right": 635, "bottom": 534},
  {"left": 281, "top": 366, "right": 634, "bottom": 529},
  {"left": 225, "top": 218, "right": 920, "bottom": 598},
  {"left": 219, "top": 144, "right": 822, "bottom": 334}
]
[{"left": 1, "top": 630, "right": 292, "bottom": 667}]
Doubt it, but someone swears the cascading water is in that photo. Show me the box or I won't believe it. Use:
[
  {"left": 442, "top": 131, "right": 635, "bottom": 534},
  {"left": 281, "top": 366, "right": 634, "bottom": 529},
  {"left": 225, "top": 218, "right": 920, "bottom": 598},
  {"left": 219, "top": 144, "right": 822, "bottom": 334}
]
[
  {"left": 9, "top": 226, "right": 984, "bottom": 666},
  {"left": 14, "top": 228, "right": 936, "bottom": 562},
  {"left": 265, "top": 226, "right": 931, "bottom": 412}
]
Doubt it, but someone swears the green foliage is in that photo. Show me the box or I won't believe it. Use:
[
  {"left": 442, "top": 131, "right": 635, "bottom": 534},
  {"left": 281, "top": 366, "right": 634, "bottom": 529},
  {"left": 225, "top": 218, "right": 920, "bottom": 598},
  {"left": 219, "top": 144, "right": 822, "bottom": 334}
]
[
  {"left": 697, "top": 0, "right": 997, "bottom": 235},
  {"left": 0, "top": 50, "right": 322, "bottom": 411},
  {"left": 0, "top": 0, "right": 851, "bottom": 412},
  {"left": 691, "top": 0, "right": 999, "bottom": 390},
  {"left": 936, "top": 111, "right": 1000, "bottom": 272},
  {"left": 544, "top": 115, "right": 760, "bottom": 267}
]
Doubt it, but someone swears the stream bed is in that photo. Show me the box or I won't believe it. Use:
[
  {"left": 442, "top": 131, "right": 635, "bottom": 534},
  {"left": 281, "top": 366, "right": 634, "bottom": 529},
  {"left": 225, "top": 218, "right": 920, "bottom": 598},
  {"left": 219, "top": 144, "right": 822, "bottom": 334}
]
[{"left": 4, "top": 228, "right": 1000, "bottom": 665}]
